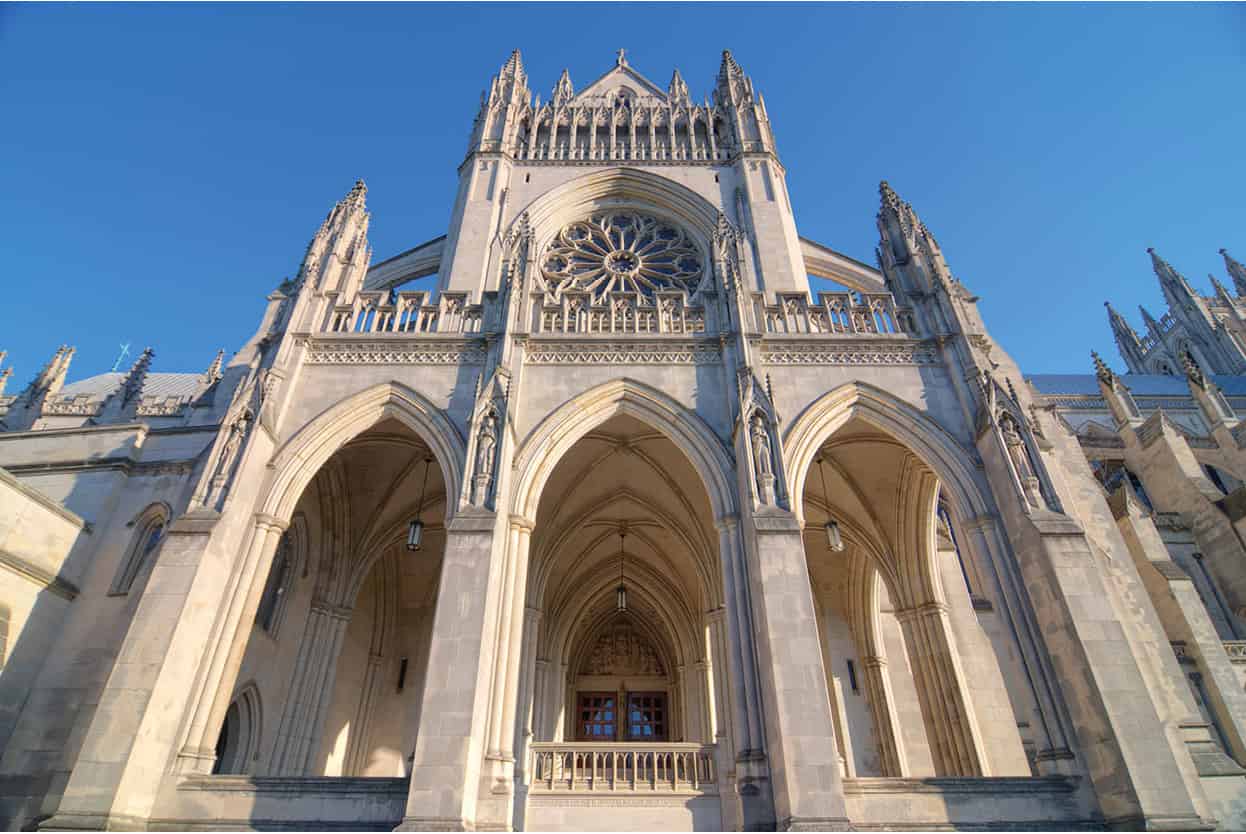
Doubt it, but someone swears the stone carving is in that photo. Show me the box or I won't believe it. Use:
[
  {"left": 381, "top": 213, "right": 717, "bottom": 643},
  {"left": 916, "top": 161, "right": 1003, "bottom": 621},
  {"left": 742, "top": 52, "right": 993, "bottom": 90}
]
[
  {"left": 526, "top": 342, "right": 719, "bottom": 365},
  {"left": 750, "top": 410, "right": 777, "bottom": 505},
  {"left": 205, "top": 406, "right": 253, "bottom": 510},
  {"left": 581, "top": 623, "right": 665, "bottom": 677},
  {"left": 304, "top": 340, "right": 487, "bottom": 365},
  {"left": 541, "top": 212, "right": 704, "bottom": 304},
  {"left": 471, "top": 409, "right": 499, "bottom": 506},
  {"left": 999, "top": 411, "right": 1045, "bottom": 510},
  {"left": 760, "top": 342, "right": 939, "bottom": 365}
]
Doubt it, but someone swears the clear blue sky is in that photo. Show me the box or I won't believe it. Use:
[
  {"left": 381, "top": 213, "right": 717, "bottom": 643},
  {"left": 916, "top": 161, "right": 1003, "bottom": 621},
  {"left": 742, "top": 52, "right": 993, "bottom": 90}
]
[{"left": 2, "top": 2, "right": 1243, "bottom": 386}]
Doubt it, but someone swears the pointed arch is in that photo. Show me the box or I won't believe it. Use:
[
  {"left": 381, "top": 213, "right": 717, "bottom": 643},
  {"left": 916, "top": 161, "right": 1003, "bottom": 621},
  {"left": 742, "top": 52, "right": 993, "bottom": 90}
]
[
  {"left": 510, "top": 167, "right": 723, "bottom": 256},
  {"left": 263, "top": 381, "right": 465, "bottom": 525},
  {"left": 510, "top": 378, "right": 736, "bottom": 523},
  {"left": 785, "top": 381, "right": 994, "bottom": 527}
]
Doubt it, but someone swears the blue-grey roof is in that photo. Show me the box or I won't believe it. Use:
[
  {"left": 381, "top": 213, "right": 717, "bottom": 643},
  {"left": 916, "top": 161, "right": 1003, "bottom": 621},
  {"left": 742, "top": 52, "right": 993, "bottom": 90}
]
[
  {"left": 1028, "top": 373, "right": 1246, "bottom": 397},
  {"left": 59, "top": 372, "right": 203, "bottom": 401}
]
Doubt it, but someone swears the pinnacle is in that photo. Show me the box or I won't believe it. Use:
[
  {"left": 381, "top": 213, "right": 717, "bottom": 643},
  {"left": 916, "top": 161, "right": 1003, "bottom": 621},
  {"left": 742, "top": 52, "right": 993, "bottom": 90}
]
[
  {"left": 501, "top": 48, "right": 524, "bottom": 77},
  {"left": 1091, "top": 350, "right": 1114, "bottom": 382},
  {"left": 719, "top": 49, "right": 744, "bottom": 78}
]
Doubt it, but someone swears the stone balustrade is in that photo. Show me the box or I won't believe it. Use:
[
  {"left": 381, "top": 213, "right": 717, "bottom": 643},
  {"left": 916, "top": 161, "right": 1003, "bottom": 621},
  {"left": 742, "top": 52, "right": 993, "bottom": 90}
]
[
  {"left": 534, "top": 291, "right": 710, "bottom": 336},
  {"left": 761, "top": 291, "right": 914, "bottom": 336},
  {"left": 528, "top": 742, "right": 717, "bottom": 794},
  {"left": 325, "top": 291, "right": 482, "bottom": 335}
]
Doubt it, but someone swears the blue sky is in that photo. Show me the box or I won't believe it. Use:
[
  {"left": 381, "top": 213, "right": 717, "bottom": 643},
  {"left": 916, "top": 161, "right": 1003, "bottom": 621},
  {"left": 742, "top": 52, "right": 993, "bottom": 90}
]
[{"left": 1, "top": 2, "right": 1243, "bottom": 385}]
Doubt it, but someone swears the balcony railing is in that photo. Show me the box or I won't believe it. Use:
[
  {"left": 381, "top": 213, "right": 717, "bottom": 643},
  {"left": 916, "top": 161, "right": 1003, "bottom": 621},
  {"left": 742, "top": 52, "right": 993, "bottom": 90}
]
[
  {"left": 529, "top": 742, "right": 717, "bottom": 794},
  {"left": 325, "top": 291, "right": 482, "bottom": 335},
  {"left": 761, "top": 291, "right": 914, "bottom": 336},
  {"left": 533, "top": 291, "right": 710, "bottom": 336}
]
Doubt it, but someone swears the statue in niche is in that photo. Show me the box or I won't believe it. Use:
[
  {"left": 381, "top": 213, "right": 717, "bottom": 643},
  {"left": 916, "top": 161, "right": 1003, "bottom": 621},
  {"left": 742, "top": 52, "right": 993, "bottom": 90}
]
[
  {"left": 999, "top": 412, "right": 1045, "bottom": 509},
  {"left": 750, "top": 411, "right": 777, "bottom": 505},
  {"left": 471, "top": 410, "right": 498, "bottom": 506},
  {"left": 206, "top": 406, "right": 253, "bottom": 509},
  {"left": 581, "top": 623, "right": 664, "bottom": 676}
]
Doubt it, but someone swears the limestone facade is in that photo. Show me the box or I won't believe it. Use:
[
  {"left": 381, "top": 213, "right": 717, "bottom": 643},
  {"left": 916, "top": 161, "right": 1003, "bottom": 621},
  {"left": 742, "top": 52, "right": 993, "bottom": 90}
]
[{"left": 0, "top": 49, "right": 1244, "bottom": 831}]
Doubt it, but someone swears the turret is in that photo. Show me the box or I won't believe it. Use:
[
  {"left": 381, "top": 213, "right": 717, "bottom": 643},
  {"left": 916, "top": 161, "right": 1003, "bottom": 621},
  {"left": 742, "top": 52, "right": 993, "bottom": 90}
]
[
  {"left": 1106, "top": 301, "right": 1147, "bottom": 373},
  {"left": 467, "top": 48, "right": 532, "bottom": 156},
  {"left": 713, "top": 50, "right": 775, "bottom": 156}
]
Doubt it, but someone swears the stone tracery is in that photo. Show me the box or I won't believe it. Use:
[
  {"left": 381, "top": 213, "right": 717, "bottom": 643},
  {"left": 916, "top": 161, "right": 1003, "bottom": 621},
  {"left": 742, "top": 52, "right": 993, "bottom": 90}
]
[{"left": 540, "top": 212, "right": 704, "bottom": 304}]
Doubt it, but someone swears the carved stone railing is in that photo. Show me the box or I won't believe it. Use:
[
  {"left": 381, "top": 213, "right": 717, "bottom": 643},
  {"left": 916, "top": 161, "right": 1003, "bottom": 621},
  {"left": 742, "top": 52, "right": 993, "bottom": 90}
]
[
  {"left": 533, "top": 291, "right": 711, "bottom": 336},
  {"left": 325, "top": 291, "right": 483, "bottom": 335},
  {"left": 1224, "top": 641, "right": 1246, "bottom": 664},
  {"left": 760, "top": 291, "right": 914, "bottom": 336},
  {"left": 529, "top": 742, "right": 717, "bottom": 794}
]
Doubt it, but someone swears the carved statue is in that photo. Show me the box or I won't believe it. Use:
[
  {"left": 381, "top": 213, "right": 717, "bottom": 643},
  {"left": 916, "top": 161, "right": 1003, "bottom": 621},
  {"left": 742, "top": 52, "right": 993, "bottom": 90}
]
[
  {"left": 750, "top": 411, "right": 777, "bottom": 504},
  {"left": 206, "top": 406, "right": 253, "bottom": 509},
  {"left": 1000, "top": 412, "right": 1045, "bottom": 509},
  {"left": 471, "top": 410, "right": 499, "bottom": 505}
]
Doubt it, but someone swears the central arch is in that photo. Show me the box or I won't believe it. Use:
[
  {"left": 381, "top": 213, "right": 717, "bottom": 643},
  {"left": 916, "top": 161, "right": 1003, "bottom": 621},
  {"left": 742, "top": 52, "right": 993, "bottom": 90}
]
[{"left": 511, "top": 378, "right": 737, "bottom": 524}]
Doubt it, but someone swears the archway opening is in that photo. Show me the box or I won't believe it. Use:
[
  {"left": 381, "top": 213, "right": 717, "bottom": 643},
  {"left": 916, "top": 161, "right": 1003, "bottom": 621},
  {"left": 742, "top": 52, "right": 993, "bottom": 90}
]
[
  {"left": 219, "top": 417, "right": 448, "bottom": 777},
  {"left": 800, "top": 416, "right": 1031, "bottom": 779}
]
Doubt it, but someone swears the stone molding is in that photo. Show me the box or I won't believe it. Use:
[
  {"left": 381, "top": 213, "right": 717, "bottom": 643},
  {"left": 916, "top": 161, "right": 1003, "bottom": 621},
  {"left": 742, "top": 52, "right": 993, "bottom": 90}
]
[
  {"left": 525, "top": 339, "right": 720, "bottom": 365},
  {"left": 0, "top": 547, "right": 79, "bottom": 600},
  {"left": 760, "top": 339, "right": 939, "bottom": 366},
  {"left": 841, "top": 776, "right": 1077, "bottom": 795},
  {"left": 304, "top": 338, "right": 487, "bottom": 365}
]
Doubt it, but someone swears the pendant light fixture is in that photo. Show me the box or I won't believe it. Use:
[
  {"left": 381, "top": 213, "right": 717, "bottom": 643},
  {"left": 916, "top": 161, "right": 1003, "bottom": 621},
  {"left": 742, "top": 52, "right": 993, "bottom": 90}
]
[
  {"left": 616, "top": 529, "right": 628, "bottom": 612},
  {"left": 816, "top": 456, "right": 844, "bottom": 552},
  {"left": 408, "top": 457, "right": 431, "bottom": 552}
]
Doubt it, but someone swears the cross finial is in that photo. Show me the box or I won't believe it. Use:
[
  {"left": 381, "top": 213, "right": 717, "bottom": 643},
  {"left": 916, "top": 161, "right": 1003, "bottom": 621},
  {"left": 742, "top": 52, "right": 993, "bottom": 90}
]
[
  {"left": 616, "top": 48, "right": 627, "bottom": 67},
  {"left": 111, "top": 342, "right": 132, "bottom": 373}
]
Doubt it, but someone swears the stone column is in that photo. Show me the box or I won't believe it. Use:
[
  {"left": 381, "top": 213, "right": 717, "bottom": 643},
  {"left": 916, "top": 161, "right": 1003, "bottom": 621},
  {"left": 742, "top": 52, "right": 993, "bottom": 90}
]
[
  {"left": 746, "top": 511, "right": 850, "bottom": 830},
  {"left": 270, "top": 598, "right": 352, "bottom": 774},
  {"left": 859, "top": 656, "right": 906, "bottom": 777},
  {"left": 398, "top": 512, "right": 503, "bottom": 831},
  {"left": 895, "top": 602, "right": 988, "bottom": 776}
]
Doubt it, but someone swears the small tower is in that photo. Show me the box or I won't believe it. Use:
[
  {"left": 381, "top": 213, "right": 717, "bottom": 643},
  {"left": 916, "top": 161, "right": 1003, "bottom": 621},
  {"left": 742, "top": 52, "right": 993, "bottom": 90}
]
[
  {"left": 1222, "top": 249, "right": 1246, "bottom": 297},
  {"left": 467, "top": 48, "right": 531, "bottom": 156},
  {"left": 288, "top": 180, "right": 372, "bottom": 333}
]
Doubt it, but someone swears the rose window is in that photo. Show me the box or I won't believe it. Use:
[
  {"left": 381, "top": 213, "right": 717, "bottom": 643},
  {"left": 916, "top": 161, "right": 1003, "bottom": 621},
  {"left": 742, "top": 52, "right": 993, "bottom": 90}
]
[{"left": 540, "top": 212, "right": 704, "bottom": 303}]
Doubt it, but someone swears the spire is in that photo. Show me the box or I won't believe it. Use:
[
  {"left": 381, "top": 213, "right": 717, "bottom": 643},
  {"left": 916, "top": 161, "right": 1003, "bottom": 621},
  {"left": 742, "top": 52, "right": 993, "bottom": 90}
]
[
  {"left": 1148, "top": 247, "right": 1199, "bottom": 309},
  {"left": 718, "top": 49, "right": 745, "bottom": 83},
  {"left": 343, "top": 179, "right": 367, "bottom": 212},
  {"left": 22, "top": 345, "right": 73, "bottom": 401},
  {"left": 1139, "top": 303, "right": 1162, "bottom": 334},
  {"left": 552, "top": 68, "right": 574, "bottom": 107},
  {"left": 500, "top": 48, "right": 525, "bottom": 83},
  {"left": 1210, "top": 274, "right": 1235, "bottom": 305},
  {"left": 1222, "top": 249, "right": 1246, "bottom": 297},
  {"left": 668, "top": 68, "right": 690, "bottom": 106},
  {"left": 118, "top": 347, "right": 154, "bottom": 408},
  {"left": 1105, "top": 301, "right": 1146, "bottom": 371}
]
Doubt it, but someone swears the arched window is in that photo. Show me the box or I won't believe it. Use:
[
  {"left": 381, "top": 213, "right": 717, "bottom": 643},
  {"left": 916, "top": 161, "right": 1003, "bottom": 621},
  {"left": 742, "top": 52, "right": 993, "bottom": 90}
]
[
  {"left": 110, "top": 505, "right": 169, "bottom": 595},
  {"left": 212, "top": 684, "right": 262, "bottom": 775}
]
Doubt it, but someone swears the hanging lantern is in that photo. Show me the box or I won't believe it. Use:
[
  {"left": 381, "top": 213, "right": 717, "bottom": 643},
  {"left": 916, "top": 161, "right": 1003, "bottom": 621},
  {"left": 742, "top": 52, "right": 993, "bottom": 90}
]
[
  {"left": 816, "top": 456, "right": 844, "bottom": 553},
  {"left": 616, "top": 529, "right": 628, "bottom": 612},
  {"left": 408, "top": 457, "right": 431, "bottom": 552},
  {"left": 825, "top": 519, "right": 844, "bottom": 552}
]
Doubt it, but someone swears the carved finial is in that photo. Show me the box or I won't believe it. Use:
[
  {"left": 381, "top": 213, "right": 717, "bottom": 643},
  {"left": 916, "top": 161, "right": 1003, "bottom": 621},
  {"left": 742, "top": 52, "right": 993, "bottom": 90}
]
[
  {"left": 668, "top": 68, "right": 689, "bottom": 104},
  {"left": 615, "top": 48, "right": 627, "bottom": 67},
  {"left": 1092, "top": 350, "right": 1114, "bottom": 384},
  {"left": 552, "top": 68, "right": 574, "bottom": 107},
  {"left": 1181, "top": 348, "right": 1206, "bottom": 388},
  {"left": 501, "top": 48, "right": 525, "bottom": 80},
  {"left": 204, "top": 349, "right": 225, "bottom": 384},
  {"left": 344, "top": 178, "right": 367, "bottom": 209}
]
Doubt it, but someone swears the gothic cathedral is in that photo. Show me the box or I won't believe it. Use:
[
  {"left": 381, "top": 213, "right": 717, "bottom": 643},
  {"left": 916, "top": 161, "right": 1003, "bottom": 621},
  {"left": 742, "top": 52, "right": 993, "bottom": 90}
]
[{"left": 2, "top": 49, "right": 1246, "bottom": 831}]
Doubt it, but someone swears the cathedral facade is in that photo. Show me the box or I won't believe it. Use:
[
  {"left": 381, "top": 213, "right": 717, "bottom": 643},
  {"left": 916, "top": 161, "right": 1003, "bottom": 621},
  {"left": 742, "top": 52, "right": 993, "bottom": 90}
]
[{"left": 1, "top": 49, "right": 1245, "bottom": 831}]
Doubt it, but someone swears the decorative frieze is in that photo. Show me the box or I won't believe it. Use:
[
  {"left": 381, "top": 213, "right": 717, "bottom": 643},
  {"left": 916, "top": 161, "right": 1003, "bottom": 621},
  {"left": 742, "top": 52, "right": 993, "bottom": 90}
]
[
  {"left": 304, "top": 339, "right": 488, "bottom": 365},
  {"left": 760, "top": 341, "right": 939, "bottom": 366},
  {"left": 1223, "top": 641, "right": 1246, "bottom": 664},
  {"left": 526, "top": 341, "right": 720, "bottom": 365}
]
